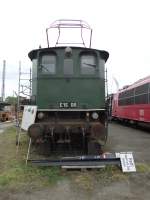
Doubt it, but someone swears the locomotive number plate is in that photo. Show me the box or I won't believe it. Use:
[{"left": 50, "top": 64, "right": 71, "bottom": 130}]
[{"left": 59, "top": 102, "right": 77, "bottom": 108}]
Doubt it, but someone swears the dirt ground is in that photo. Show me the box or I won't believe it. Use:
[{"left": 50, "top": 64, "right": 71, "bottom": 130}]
[{"left": 0, "top": 122, "right": 150, "bottom": 200}]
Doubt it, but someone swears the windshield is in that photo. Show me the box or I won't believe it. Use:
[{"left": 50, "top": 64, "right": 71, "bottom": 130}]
[
  {"left": 81, "top": 54, "right": 96, "bottom": 74},
  {"left": 41, "top": 54, "right": 56, "bottom": 74}
]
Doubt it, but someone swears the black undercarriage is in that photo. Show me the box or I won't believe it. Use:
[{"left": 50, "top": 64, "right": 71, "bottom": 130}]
[{"left": 28, "top": 110, "right": 107, "bottom": 156}]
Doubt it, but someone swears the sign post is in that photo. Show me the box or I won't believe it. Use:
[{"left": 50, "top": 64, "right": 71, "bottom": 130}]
[
  {"left": 21, "top": 106, "right": 37, "bottom": 131},
  {"left": 118, "top": 152, "right": 136, "bottom": 172}
]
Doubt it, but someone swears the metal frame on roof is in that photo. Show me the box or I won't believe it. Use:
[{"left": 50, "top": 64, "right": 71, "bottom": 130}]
[{"left": 46, "top": 19, "right": 93, "bottom": 48}]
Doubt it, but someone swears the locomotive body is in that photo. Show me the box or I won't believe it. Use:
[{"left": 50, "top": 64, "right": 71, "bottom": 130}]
[{"left": 28, "top": 20, "right": 109, "bottom": 155}]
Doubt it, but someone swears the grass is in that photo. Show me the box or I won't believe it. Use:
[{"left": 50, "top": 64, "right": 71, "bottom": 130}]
[
  {"left": 136, "top": 163, "right": 150, "bottom": 173},
  {"left": 0, "top": 126, "right": 150, "bottom": 191},
  {"left": 0, "top": 164, "right": 62, "bottom": 187},
  {"left": 67, "top": 165, "right": 129, "bottom": 190},
  {"left": 0, "top": 126, "right": 65, "bottom": 189},
  {"left": 71, "top": 164, "right": 150, "bottom": 190}
]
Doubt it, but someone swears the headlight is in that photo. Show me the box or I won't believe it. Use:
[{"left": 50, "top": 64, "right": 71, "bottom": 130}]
[
  {"left": 91, "top": 112, "right": 99, "bottom": 120},
  {"left": 65, "top": 47, "right": 72, "bottom": 57},
  {"left": 37, "top": 112, "right": 44, "bottom": 119}
]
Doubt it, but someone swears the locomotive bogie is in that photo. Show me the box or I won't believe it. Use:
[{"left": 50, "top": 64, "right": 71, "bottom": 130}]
[{"left": 28, "top": 111, "right": 107, "bottom": 152}]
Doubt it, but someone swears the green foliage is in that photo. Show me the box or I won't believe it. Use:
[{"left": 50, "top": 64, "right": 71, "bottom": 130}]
[{"left": 5, "top": 96, "right": 17, "bottom": 105}]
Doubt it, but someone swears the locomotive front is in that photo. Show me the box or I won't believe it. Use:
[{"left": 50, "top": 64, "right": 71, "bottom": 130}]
[{"left": 28, "top": 20, "right": 109, "bottom": 155}]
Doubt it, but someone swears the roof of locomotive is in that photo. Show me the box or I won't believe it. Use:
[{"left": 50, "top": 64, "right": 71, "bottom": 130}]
[
  {"left": 118, "top": 75, "right": 150, "bottom": 93},
  {"left": 28, "top": 46, "right": 109, "bottom": 62}
]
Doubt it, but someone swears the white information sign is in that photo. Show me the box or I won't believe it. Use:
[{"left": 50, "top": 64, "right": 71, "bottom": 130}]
[
  {"left": 21, "top": 106, "right": 37, "bottom": 131},
  {"left": 119, "top": 152, "right": 136, "bottom": 172}
]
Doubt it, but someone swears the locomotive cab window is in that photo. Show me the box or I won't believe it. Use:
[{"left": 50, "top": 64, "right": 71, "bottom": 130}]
[
  {"left": 80, "top": 54, "right": 96, "bottom": 75},
  {"left": 40, "top": 54, "right": 56, "bottom": 74}
]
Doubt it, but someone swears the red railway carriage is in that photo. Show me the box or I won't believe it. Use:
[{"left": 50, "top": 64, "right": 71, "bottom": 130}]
[{"left": 111, "top": 76, "right": 150, "bottom": 123}]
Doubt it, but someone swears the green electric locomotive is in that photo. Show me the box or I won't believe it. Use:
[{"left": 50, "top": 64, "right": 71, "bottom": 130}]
[{"left": 28, "top": 20, "right": 109, "bottom": 155}]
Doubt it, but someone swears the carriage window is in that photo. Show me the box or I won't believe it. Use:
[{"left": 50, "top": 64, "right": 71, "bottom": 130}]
[
  {"left": 135, "top": 83, "right": 149, "bottom": 95},
  {"left": 80, "top": 54, "right": 96, "bottom": 75},
  {"left": 64, "top": 58, "right": 73, "bottom": 75},
  {"left": 135, "top": 94, "right": 148, "bottom": 104},
  {"left": 119, "top": 89, "right": 134, "bottom": 99},
  {"left": 41, "top": 55, "right": 56, "bottom": 74},
  {"left": 118, "top": 97, "right": 134, "bottom": 106}
]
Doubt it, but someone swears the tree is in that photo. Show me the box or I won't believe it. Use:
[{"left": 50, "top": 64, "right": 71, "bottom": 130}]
[{"left": 5, "top": 96, "right": 17, "bottom": 105}]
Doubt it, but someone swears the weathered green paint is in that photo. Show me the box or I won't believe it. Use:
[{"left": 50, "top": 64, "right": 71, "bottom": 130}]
[
  {"left": 28, "top": 47, "right": 109, "bottom": 110},
  {"left": 37, "top": 78, "right": 105, "bottom": 109}
]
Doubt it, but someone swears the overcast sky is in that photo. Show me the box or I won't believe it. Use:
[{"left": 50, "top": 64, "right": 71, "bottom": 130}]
[{"left": 0, "top": 0, "right": 150, "bottom": 97}]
